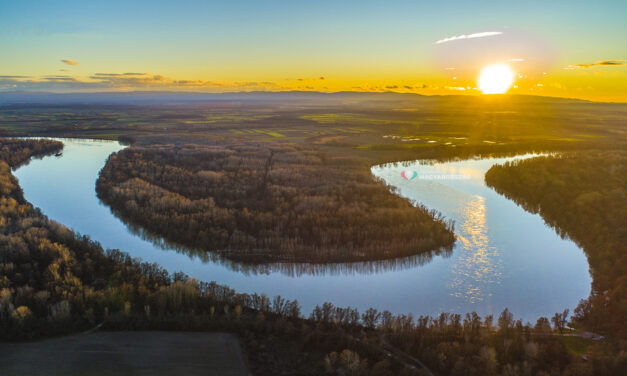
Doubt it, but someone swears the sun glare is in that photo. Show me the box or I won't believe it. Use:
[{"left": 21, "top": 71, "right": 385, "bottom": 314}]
[{"left": 478, "top": 64, "right": 515, "bottom": 94}]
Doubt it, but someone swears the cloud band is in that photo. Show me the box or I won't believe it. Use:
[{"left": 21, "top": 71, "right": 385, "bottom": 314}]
[{"left": 435, "top": 31, "right": 503, "bottom": 44}]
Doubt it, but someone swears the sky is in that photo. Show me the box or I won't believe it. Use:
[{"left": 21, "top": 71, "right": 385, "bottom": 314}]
[{"left": 1, "top": 0, "right": 625, "bottom": 101}]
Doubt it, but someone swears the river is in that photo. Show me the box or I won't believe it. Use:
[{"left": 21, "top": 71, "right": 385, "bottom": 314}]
[{"left": 13, "top": 138, "right": 591, "bottom": 322}]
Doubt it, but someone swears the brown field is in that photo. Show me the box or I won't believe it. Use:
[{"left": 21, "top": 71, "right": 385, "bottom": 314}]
[{"left": 0, "top": 331, "right": 250, "bottom": 376}]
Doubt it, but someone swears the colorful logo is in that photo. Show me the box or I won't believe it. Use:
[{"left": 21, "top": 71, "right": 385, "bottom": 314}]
[{"left": 401, "top": 170, "right": 418, "bottom": 181}]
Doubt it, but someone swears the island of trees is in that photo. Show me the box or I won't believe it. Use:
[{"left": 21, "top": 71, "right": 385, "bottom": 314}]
[{"left": 96, "top": 141, "right": 455, "bottom": 263}]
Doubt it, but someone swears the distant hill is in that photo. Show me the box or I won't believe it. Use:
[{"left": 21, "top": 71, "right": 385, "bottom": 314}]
[{"left": 0, "top": 90, "right": 595, "bottom": 107}]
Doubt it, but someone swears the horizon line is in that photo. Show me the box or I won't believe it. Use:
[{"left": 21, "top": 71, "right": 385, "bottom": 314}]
[{"left": 0, "top": 89, "right": 621, "bottom": 104}]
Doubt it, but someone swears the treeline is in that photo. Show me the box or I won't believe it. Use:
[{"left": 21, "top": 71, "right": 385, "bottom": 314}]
[
  {"left": 0, "top": 138, "right": 62, "bottom": 168},
  {"left": 96, "top": 141, "right": 455, "bottom": 263},
  {"left": 485, "top": 152, "right": 627, "bottom": 341},
  {"left": 104, "top": 285, "right": 627, "bottom": 376}
]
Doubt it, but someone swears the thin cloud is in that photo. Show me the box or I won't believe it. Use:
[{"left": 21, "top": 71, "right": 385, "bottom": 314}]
[
  {"left": 597, "top": 60, "right": 625, "bottom": 65},
  {"left": 89, "top": 74, "right": 201, "bottom": 87},
  {"left": 401, "top": 84, "right": 428, "bottom": 90},
  {"left": 88, "top": 73, "right": 275, "bottom": 89},
  {"left": 61, "top": 59, "right": 79, "bottom": 66},
  {"left": 296, "top": 77, "right": 326, "bottom": 82},
  {"left": 93, "top": 72, "right": 148, "bottom": 77},
  {"left": 42, "top": 75, "right": 79, "bottom": 82},
  {"left": 435, "top": 31, "right": 503, "bottom": 44},
  {"left": 565, "top": 60, "right": 625, "bottom": 69},
  {"left": 43, "top": 77, "right": 79, "bottom": 82},
  {"left": 0, "top": 72, "right": 286, "bottom": 92}
]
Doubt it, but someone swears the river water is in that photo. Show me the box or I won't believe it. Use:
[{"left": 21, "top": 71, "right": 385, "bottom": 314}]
[{"left": 14, "top": 138, "right": 591, "bottom": 322}]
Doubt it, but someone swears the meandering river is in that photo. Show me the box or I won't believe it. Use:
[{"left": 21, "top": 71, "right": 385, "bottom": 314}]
[{"left": 14, "top": 138, "right": 591, "bottom": 322}]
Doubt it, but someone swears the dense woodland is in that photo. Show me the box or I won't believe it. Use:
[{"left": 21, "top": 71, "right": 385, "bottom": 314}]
[
  {"left": 2, "top": 138, "right": 625, "bottom": 375},
  {"left": 485, "top": 152, "right": 627, "bottom": 342},
  {"left": 96, "top": 142, "right": 455, "bottom": 263},
  {"left": 0, "top": 138, "right": 62, "bottom": 168}
]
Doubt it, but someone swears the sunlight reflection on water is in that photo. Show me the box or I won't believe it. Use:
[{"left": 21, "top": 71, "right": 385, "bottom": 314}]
[{"left": 451, "top": 195, "right": 501, "bottom": 303}]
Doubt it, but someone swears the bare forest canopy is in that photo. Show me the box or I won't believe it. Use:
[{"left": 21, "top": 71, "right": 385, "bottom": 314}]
[{"left": 96, "top": 141, "right": 455, "bottom": 263}]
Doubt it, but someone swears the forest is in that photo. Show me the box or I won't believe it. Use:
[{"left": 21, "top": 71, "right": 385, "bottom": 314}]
[
  {"left": 485, "top": 152, "right": 627, "bottom": 341},
  {"left": 2, "top": 138, "right": 625, "bottom": 375},
  {"left": 96, "top": 141, "right": 455, "bottom": 263},
  {"left": 0, "top": 138, "right": 62, "bottom": 168}
]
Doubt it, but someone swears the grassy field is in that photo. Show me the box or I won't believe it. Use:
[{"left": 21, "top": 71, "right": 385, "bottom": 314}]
[
  {"left": 1, "top": 94, "right": 625, "bottom": 153},
  {"left": 0, "top": 331, "right": 250, "bottom": 376}
]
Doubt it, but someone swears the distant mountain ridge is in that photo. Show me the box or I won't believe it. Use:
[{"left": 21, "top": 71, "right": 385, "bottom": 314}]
[{"left": 0, "top": 90, "right": 597, "bottom": 106}]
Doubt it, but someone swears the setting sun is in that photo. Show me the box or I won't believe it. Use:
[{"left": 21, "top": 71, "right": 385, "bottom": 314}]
[{"left": 478, "top": 64, "right": 515, "bottom": 94}]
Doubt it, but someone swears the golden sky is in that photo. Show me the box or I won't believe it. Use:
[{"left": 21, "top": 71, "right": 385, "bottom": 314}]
[{"left": 1, "top": 1, "right": 625, "bottom": 102}]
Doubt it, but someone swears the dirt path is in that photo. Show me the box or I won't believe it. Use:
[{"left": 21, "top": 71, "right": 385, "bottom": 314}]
[{"left": 379, "top": 334, "right": 435, "bottom": 376}]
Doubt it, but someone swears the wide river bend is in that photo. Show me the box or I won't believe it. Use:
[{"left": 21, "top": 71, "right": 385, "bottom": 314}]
[{"left": 14, "top": 138, "right": 591, "bottom": 322}]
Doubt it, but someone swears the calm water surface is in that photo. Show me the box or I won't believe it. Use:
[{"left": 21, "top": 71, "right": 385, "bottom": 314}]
[{"left": 14, "top": 138, "right": 591, "bottom": 322}]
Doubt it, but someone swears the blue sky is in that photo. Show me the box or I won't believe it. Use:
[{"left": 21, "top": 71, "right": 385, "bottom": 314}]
[{"left": 1, "top": 0, "right": 625, "bottom": 100}]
